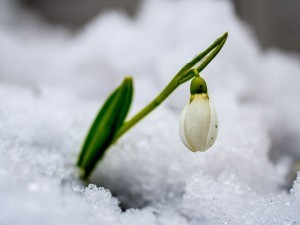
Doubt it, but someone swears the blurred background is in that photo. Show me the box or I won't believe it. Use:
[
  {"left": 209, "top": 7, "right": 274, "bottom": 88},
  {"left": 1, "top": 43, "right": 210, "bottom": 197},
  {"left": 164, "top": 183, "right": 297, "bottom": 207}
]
[
  {"left": 2, "top": 1, "right": 300, "bottom": 222},
  {"left": 21, "top": 0, "right": 300, "bottom": 54},
  {"left": 22, "top": 0, "right": 140, "bottom": 28},
  {"left": 1, "top": 0, "right": 300, "bottom": 187}
]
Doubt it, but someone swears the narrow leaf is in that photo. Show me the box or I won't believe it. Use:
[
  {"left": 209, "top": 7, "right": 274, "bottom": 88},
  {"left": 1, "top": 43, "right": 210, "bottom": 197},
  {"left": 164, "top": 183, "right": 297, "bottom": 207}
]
[{"left": 77, "top": 77, "right": 133, "bottom": 178}]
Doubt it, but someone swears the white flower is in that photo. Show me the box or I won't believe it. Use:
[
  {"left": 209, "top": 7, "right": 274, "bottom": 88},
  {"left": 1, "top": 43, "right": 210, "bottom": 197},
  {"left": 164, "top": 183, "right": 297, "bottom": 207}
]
[{"left": 179, "top": 75, "right": 218, "bottom": 152}]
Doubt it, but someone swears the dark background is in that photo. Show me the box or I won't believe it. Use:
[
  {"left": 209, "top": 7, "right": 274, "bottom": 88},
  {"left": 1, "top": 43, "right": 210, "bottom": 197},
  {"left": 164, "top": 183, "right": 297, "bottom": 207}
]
[{"left": 21, "top": 0, "right": 300, "bottom": 54}]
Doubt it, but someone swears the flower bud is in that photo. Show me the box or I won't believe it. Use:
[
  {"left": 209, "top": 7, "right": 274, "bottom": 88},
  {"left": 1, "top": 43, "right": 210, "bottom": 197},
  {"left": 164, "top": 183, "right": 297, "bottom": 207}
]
[{"left": 179, "top": 76, "right": 218, "bottom": 152}]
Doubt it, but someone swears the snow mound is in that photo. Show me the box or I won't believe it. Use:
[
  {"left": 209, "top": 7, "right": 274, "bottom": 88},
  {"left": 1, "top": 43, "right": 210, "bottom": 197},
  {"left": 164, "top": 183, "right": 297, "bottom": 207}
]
[{"left": 0, "top": 0, "right": 300, "bottom": 224}]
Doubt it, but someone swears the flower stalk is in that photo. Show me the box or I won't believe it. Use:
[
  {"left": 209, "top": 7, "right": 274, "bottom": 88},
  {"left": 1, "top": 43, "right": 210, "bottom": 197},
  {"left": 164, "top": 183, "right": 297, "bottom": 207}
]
[
  {"left": 77, "top": 32, "right": 228, "bottom": 179},
  {"left": 113, "top": 32, "right": 228, "bottom": 141}
]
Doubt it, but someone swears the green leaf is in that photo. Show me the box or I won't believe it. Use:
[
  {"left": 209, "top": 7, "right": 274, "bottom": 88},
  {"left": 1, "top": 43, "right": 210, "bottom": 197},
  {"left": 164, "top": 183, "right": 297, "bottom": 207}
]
[{"left": 77, "top": 77, "right": 133, "bottom": 178}]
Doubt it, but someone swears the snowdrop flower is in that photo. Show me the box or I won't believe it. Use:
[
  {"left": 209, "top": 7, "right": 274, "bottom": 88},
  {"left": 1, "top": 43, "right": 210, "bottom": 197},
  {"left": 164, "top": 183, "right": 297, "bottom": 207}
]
[
  {"left": 77, "top": 33, "right": 228, "bottom": 178},
  {"left": 179, "top": 74, "right": 218, "bottom": 152}
]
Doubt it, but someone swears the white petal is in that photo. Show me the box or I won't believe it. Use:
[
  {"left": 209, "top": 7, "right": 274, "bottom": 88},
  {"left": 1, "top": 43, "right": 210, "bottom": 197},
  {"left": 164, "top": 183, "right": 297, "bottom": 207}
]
[
  {"left": 179, "top": 105, "right": 192, "bottom": 150},
  {"left": 184, "top": 94, "right": 210, "bottom": 152},
  {"left": 205, "top": 100, "right": 219, "bottom": 150}
]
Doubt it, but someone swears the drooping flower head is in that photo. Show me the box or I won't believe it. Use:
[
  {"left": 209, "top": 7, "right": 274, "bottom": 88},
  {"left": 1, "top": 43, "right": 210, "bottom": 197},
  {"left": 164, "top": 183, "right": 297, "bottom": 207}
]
[{"left": 179, "top": 72, "right": 218, "bottom": 152}]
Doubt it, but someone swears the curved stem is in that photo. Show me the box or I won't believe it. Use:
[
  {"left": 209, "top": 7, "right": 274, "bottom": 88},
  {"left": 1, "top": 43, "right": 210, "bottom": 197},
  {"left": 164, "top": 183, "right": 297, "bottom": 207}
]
[
  {"left": 113, "top": 32, "right": 228, "bottom": 141},
  {"left": 113, "top": 78, "right": 178, "bottom": 141}
]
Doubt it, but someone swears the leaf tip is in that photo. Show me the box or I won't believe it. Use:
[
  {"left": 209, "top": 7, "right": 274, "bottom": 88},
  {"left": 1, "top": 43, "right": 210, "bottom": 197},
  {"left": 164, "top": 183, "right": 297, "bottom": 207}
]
[{"left": 124, "top": 76, "right": 133, "bottom": 83}]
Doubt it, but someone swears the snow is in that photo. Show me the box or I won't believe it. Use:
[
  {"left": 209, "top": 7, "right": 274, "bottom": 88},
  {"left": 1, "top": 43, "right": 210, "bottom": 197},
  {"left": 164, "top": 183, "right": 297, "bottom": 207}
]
[{"left": 0, "top": 0, "right": 300, "bottom": 224}]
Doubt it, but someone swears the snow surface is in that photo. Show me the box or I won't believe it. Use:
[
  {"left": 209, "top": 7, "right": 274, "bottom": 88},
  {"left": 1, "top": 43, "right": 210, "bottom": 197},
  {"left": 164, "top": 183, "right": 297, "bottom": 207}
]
[{"left": 1, "top": 0, "right": 300, "bottom": 224}]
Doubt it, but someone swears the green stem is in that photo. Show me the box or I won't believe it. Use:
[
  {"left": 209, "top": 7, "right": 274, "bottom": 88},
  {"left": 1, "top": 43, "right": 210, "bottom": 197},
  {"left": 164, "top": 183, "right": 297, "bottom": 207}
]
[
  {"left": 113, "top": 32, "right": 228, "bottom": 141},
  {"left": 113, "top": 78, "right": 178, "bottom": 141}
]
